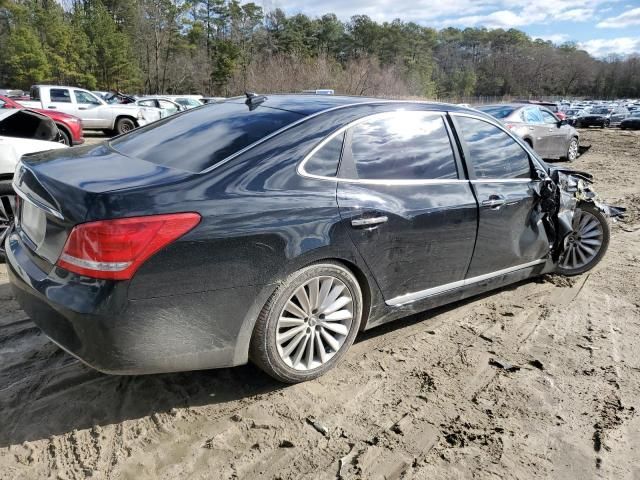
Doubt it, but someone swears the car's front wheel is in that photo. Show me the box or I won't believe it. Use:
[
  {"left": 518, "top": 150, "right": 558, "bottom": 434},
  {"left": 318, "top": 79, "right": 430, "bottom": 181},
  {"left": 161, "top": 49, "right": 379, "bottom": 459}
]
[
  {"left": 0, "top": 179, "right": 16, "bottom": 261},
  {"left": 250, "top": 262, "right": 363, "bottom": 383},
  {"left": 116, "top": 117, "right": 136, "bottom": 135},
  {"left": 556, "top": 203, "right": 610, "bottom": 276},
  {"left": 564, "top": 137, "right": 579, "bottom": 162}
]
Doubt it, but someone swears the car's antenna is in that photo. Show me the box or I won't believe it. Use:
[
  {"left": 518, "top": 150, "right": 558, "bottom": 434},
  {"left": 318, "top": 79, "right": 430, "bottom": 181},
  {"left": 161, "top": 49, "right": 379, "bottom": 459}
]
[{"left": 245, "top": 91, "right": 267, "bottom": 110}]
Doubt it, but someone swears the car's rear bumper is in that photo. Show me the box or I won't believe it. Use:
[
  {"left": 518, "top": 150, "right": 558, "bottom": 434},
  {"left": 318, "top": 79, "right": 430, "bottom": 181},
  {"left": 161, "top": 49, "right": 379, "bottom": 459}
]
[{"left": 6, "top": 230, "right": 265, "bottom": 375}]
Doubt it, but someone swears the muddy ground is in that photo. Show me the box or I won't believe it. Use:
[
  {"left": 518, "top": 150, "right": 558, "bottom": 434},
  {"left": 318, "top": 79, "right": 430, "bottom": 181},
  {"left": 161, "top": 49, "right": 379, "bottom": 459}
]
[{"left": 1, "top": 128, "right": 639, "bottom": 480}]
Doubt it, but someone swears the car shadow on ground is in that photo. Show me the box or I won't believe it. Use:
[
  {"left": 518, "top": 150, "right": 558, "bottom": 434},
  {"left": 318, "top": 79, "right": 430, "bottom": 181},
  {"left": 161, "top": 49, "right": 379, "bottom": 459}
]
[{"left": 0, "top": 277, "right": 539, "bottom": 448}]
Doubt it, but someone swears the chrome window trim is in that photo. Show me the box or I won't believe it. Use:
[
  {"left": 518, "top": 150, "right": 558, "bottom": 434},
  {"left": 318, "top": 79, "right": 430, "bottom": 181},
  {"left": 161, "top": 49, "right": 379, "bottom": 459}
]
[
  {"left": 386, "top": 258, "right": 547, "bottom": 307},
  {"left": 449, "top": 111, "right": 550, "bottom": 176},
  {"left": 12, "top": 179, "right": 64, "bottom": 220},
  {"left": 297, "top": 110, "right": 464, "bottom": 185}
]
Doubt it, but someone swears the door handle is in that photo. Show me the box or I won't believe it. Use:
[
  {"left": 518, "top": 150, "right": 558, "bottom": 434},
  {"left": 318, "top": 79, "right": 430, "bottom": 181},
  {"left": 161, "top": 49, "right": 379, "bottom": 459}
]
[
  {"left": 78, "top": 107, "right": 88, "bottom": 110},
  {"left": 351, "top": 216, "right": 388, "bottom": 228},
  {"left": 528, "top": 127, "right": 534, "bottom": 131},
  {"left": 47, "top": 106, "right": 57, "bottom": 109},
  {"left": 481, "top": 195, "right": 506, "bottom": 209}
]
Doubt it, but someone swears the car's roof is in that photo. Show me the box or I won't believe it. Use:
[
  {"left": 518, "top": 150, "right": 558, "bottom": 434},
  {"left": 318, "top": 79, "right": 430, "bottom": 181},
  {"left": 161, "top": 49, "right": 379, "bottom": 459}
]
[{"left": 224, "top": 94, "right": 474, "bottom": 116}]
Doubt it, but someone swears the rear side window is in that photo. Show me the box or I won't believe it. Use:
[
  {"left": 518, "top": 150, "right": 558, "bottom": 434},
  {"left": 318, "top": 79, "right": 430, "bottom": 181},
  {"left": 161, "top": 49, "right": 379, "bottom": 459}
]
[
  {"left": 110, "top": 102, "right": 303, "bottom": 173},
  {"left": 305, "top": 132, "right": 344, "bottom": 177},
  {"left": 347, "top": 112, "right": 458, "bottom": 181},
  {"left": 455, "top": 116, "right": 531, "bottom": 179},
  {"left": 50, "top": 88, "right": 71, "bottom": 103},
  {"left": 539, "top": 109, "right": 557, "bottom": 124}
]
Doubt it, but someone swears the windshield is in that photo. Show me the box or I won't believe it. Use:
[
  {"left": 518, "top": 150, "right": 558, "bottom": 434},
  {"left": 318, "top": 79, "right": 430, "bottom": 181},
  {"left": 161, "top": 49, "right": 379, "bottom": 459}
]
[
  {"left": 477, "top": 105, "right": 516, "bottom": 119},
  {"left": 566, "top": 110, "right": 581, "bottom": 115},
  {"left": 591, "top": 107, "right": 611, "bottom": 114},
  {"left": 110, "top": 101, "right": 303, "bottom": 173}
]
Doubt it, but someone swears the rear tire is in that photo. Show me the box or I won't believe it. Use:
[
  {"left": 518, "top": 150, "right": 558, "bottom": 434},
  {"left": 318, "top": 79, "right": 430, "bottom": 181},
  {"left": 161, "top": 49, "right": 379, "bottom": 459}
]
[
  {"left": 250, "top": 262, "right": 363, "bottom": 383},
  {"left": 0, "top": 179, "right": 16, "bottom": 262},
  {"left": 115, "top": 117, "right": 136, "bottom": 135},
  {"left": 556, "top": 203, "right": 609, "bottom": 276}
]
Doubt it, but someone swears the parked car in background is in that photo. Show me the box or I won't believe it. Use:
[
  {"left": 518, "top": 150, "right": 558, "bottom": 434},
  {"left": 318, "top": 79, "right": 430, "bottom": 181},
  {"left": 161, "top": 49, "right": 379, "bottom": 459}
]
[
  {"left": 564, "top": 108, "right": 586, "bottom": 127},
  {"left": 136, "top": 97, "right": 184, "bottom": 117},
  {"left": 0, "top": 95, "right": 84, "bottom": 146},
  {"left": 165, "top": 95, "right": 203, "bottom": 109},
  {"left": 620, "top": 113, "right": 640, "bottom": 130},
  {"left": 0, "top": 108, "right": 67, "bottom": 252},
  {"left": 478, "top": 103, "right": 579, "bottom": 161},
  {"left": 6, "top": 95, "right": 613, "bottom": 383},
  {"left": 578, "top": 106, "right": 629, "bottom": 128},
  {"left": 201, "top": 97, "right": 226, "bottom": 104},
  {"left": 19, "top": 85, "right": 156, "bottom": 135}
]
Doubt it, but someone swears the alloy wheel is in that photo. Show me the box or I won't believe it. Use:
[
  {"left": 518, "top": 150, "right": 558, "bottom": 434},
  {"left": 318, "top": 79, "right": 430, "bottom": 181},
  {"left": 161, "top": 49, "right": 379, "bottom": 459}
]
[
  {"left": 276, "top": 275, "right": 353, "bottom": 371},
  {"left": 560, "top": 209, "right": 604, "bottom": 270},
  {"left": 567, "top": 139, "right": 578, "bottom": 161},
  {"left": 0, "top": 194, "right": 16, "bottom": 253}
]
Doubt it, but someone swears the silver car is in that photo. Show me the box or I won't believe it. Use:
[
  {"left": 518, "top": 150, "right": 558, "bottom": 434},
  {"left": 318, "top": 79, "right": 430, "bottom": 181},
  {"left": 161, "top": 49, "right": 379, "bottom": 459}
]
[{"left": 478, "top": 104, "right": 579, "bottom": 162}]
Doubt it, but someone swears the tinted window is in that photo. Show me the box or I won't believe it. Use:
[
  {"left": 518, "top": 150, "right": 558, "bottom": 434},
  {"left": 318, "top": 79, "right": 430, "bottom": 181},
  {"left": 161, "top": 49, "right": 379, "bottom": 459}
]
[
  {"left": 348, "top": 112, "right": 458, "bottom": 180},
  {"left": 50, "top": 88, "right": 71, "bottom": 103},
  {"left": 456, "top": 116, "right": 531, "bottom": 179},
  {"left": 111, "top": 102, "right": 303, "bottom": 173},
  {"left": 478, "top": 105, "right": 516, "bottom": 119},
  {"left": 305, "top": 132, "right": 344, "bottom": 177}
]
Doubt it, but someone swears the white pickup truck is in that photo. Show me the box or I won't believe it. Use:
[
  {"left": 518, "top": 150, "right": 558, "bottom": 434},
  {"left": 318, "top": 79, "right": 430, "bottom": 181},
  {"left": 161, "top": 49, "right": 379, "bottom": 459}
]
[{"left": 19, "top": 85, "right": 161, "bottom": 135}]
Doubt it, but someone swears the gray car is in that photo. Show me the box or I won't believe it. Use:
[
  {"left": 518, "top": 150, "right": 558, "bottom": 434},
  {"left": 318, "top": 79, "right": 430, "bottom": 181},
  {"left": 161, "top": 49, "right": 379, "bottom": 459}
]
[{"left": 478, "top": 104, "right": 579, "bottom": 162}]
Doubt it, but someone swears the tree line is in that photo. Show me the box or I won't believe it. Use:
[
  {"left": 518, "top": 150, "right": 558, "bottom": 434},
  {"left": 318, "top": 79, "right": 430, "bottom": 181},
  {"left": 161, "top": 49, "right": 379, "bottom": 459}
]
[{"left": 1, "top": 0, "right": 639, "bottom": 100}]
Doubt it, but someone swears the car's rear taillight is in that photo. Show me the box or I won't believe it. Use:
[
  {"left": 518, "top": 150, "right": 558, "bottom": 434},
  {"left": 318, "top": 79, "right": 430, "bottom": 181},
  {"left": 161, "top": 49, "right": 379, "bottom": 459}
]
[{"left": 56, "top": 213, "right": 201, "bottom": 280}]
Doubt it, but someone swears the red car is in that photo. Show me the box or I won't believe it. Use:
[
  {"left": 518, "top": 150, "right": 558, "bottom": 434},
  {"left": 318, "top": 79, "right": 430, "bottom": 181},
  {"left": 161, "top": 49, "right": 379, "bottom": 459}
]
[{"left": 0, "top": 95, "right": 84, "bottom": 146}]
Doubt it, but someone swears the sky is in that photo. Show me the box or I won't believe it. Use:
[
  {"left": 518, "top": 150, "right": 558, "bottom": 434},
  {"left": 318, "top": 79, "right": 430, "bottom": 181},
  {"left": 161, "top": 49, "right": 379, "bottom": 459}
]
[{"left": 264, "top": 0, "right": 640, "bottom": 58}]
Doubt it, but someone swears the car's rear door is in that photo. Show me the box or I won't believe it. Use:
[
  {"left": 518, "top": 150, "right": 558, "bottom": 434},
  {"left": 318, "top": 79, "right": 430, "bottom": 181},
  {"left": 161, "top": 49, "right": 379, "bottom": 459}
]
[
  {"left": 539, "top": 108, "right": 567, "bottom": 158},
  {"left": 519, "top": 107, "right": 549, "bottom": 157},
  {"left": 451, "top": 113, "right": 550, "bottom": 278},
  {"left": 45, "top": 88, "right": 77, "bottom": 116},
  {"left": 334, "top": 110, "right": 478, "bottom": 304}
]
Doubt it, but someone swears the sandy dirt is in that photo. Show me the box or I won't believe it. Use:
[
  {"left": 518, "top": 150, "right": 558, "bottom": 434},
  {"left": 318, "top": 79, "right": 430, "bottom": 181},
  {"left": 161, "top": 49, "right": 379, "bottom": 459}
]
[{"left": 0, "top": 128, "right": 639, "bottom": 480}]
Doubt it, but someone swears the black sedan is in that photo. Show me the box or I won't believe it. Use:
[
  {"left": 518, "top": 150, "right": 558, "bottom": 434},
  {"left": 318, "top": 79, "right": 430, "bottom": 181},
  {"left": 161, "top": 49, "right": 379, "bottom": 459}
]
[
  {"left": 620, "top": 114, "right": 640, "bottom": 130},
  {"left": 7, "top": 95, "right": 613, "bottom": 383}
]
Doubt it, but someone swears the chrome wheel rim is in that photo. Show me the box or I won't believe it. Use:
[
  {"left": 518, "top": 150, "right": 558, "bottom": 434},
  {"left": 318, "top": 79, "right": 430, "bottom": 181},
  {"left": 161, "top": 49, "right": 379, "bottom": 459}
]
[
  {"left": 276, "top": 276, "right": 353, "bottom": 371},
  {"left": 568, "top": 139, "right": 578, "bottom": 161},
  {"left": 0, "top": 194, "right": 16, "bottom": 251},
  {"left": 120, "top": 122, "right": 133, "bottom": 133},
  {"left": 560, "top": 209, "right": 603, "bottom": 270}
]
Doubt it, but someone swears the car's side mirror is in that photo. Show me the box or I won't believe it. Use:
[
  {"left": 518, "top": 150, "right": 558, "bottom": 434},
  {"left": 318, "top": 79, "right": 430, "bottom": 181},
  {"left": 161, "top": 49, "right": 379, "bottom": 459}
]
[{"left": 557, "top": 119, "right": 567, "bottom": 127}]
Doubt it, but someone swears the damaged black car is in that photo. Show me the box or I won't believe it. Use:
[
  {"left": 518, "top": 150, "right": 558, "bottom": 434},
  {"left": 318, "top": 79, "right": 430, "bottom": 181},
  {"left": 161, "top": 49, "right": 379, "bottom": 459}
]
[{"left": 6, "top": 95, "right": 622, "bottom": 383}]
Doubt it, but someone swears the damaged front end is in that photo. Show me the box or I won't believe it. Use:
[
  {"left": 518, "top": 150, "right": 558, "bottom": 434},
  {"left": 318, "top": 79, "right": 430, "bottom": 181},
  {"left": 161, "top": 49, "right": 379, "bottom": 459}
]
[{"left": 539, "top": 167, "right": 625, "bottom": 262}]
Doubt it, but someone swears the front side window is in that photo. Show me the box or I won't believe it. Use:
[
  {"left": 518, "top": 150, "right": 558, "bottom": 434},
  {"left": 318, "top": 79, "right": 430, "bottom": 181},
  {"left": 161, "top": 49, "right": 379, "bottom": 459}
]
[
  {"left": 455, "top": 116, "right": 531, "bottom": 179},
  {"left": 304, "top": 132, "right": 344, "bottom": 177},
  {"left": 50, "top": 88, "right": 71, "bottom": 103},
  {"left": 138, "top": 99, "right": 156, "bottom": 107},
  {"left": 522, "top": 108, "right": 543, "bottom": 124},
  {"left": 74, "top": 90, "right": 101, "bottom": 104},
  {"left": 347, "top": 112, "right": 458, "bottom": 181},
  {"left": 539, "top": 109, "right": 558, "bottom": 124}
]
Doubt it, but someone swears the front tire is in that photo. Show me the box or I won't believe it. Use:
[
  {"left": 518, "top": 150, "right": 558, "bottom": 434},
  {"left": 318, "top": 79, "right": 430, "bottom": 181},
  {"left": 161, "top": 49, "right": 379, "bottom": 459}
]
[
  {"left": 556, "top": 203, "right": 610, "bottom": 276},
  {"left": 563, "top": 137, "right": 579, "bottom": 162},
  {"left": 250, "top": 262, "right": 363, "bottom": 383},
  {"left": 57, "top": 127, "right": 72, "bottom": 146}
]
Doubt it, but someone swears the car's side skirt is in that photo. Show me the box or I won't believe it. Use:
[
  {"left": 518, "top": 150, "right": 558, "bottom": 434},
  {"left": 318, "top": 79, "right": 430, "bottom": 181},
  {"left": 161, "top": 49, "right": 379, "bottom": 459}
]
[{"left": 386, "top": 259, "right": 547, "bottom": 307}]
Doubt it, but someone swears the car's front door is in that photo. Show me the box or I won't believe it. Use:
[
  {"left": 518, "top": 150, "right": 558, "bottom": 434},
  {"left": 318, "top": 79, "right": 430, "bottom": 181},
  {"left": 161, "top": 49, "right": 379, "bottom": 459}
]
[
  {"left": 73, "top": 90, "right": 105, "bottom": 128},
  {"left": 521, "top": 107, "right": 550, "bottom": 157},
  {"left": 452, "top": 113, "right": 550, "bottom": 278},
  {"left": 336, "top": 110, "right": 478, "bottom": 304}
]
